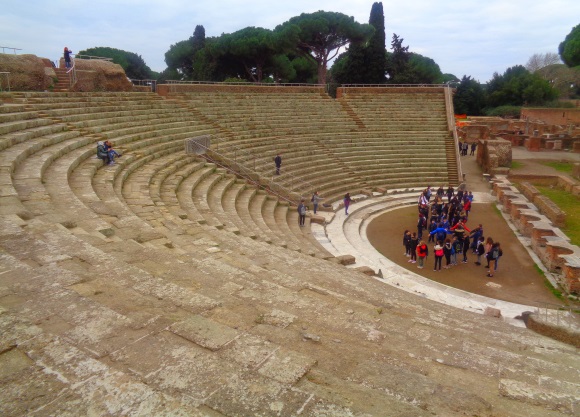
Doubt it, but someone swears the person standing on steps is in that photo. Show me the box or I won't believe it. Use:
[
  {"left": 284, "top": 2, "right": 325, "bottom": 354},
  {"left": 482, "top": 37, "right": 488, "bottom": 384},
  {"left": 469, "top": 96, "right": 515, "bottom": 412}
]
[
  {"left": 64, "top": 47, "right": 73, "bottom": 68},
  {"left": 344, "top": 193, "right": 351, "bottom": 215},
  {"left": 297, "top": 199, "right": 306, "bottom": 227},
  {"left": 311, "top": 191, "right": 323, "bottom": 214},
  {"left": 274, "top": 153, "right": 282, "bottom": 175}
]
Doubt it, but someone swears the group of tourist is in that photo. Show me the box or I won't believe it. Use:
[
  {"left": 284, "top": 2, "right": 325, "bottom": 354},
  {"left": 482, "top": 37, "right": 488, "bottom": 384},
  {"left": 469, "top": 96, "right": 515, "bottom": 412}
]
[
  {"left": 458, "top": 140, "right": 477, "bottom": 156},
  {"left": 96, "top": 141, "right": 122, "bottom": 166},
  {"left": 404, "top": 185, "right": 502, "bottom": 278}
]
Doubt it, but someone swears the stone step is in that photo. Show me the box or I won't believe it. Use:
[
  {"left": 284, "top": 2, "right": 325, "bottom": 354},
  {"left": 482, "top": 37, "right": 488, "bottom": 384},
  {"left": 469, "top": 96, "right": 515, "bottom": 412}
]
[
  {"left": 221, "top": 180, "right": 259, "bottom": 239},
  {"left": 206, "top": 173, "right": 242, "bottom": 234},
  {"left": 176, "top": 165, "right": 218, "bottom": 225}
]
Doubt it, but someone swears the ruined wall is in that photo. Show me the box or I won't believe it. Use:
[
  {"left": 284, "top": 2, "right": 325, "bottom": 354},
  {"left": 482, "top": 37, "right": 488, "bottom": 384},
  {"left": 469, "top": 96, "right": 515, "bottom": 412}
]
[
  {"left": 462, "top": 125, "right": 490, "bottom": 140},
  {"left": 477, "top": 138, "right": 512, "bottom": 175},
  {"left": 70, "top": 59, "right": 132, "bottom": 92},
  {"left": 0, "top": 54, "right": 132, "bottom": 92},
  {"left": 521, "top": 108, "right": 580, "bottom": 125},
  {"left": 0, "top": 54, "right": 56, "bottom": 91}
]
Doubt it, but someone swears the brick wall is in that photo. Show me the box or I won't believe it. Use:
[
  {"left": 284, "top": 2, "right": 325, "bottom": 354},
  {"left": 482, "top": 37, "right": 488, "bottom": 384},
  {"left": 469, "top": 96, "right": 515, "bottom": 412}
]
[{"left": 520, "top": 108, "right": 580, "bottom": 125}]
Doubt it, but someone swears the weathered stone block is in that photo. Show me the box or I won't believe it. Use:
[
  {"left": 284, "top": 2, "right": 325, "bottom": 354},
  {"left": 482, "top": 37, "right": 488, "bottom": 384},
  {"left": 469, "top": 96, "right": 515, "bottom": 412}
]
[
  {"left": 336, "top": 254, "right": 356, "bottom": 265},
  {"left": 354, "top": 265, "right": 376, "bottom": 276},
  {"left": 483, "top": 307, "right": 502, "bottom": 318}
]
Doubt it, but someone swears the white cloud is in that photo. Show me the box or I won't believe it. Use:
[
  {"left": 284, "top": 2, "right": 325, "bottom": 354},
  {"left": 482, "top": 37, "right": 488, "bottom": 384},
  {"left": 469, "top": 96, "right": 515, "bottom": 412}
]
[{"left": 2, "top": 0, "right": 579, "bottom": 81}]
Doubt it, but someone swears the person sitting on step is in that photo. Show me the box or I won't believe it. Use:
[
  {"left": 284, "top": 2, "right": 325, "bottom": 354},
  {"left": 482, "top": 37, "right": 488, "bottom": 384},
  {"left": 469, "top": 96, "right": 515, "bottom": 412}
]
[
  {"left": 104, "top": 140, "right": 122, "bottom": 165},
  {"left": 96, "top": 141, "right": 110, "bottom": 165}
]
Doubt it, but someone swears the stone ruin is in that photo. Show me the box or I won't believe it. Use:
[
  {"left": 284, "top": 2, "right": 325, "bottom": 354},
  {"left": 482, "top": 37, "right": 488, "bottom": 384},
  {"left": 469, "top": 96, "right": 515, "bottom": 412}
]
[
  {"left": 457, "top": 114, "right": 580, "bottom": 153},
  {"left": 476, "top": 137, "right": 512, "bottom": 175},
  {"left": 493, "top": 176, "right": 580, "bottom": 295}
]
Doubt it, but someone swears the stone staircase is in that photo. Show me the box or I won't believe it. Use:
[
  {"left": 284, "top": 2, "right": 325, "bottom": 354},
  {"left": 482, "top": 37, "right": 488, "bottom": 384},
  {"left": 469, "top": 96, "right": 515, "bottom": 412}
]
[
  {"left": 0, "top": 91, "right": 578, "bottom": 416},
  {"left": 52, "top": 67, "right": 71, "bottom": 92},
  {"left": 446, "top": 133, "right": 461, "bottom": 183}
]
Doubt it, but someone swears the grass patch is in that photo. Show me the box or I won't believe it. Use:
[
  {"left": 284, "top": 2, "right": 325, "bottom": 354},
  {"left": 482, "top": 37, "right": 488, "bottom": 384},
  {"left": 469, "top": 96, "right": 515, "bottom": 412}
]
[
  {"left": 536, "top": 266, "right": 565, "bottom": 301},
  {"left": 510, "top": 161, "right": 524, "bottom": 170},
  {"left": 535, "top": 185, "right": 580, "bottom": 246},
  {"left": 492, "top": 204, "right": 503, "bottom": 218},
  {"left": 540, "top": 161, "right": 574, "bottom": 173},
  {"left": 543, "top": 277, "right": 564, "bottom": 300}
]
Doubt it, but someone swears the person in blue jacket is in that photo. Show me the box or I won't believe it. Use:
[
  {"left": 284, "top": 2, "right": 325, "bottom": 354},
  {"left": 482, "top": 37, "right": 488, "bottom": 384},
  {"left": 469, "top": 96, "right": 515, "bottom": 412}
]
[{"left": 429, "top": 225, "right": 452, "bottom": 243}]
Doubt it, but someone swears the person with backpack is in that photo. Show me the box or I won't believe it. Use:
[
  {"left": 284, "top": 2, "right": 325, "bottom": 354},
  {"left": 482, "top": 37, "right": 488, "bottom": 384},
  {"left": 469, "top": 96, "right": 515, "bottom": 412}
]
[
  {"left": 96, "top": 141, "right": 109, "bottom": 165},
  {"left": 443, "top": 238, "right": 454, "bottom": 269},
  {"left": 311, "top": 191, "right": 323, "bottom": 214},
  {"left": 483, "top": 237, "right": 494, "bottom": 268},
  {"left": 297, "top": 199, "right": 306, "bottom": 227},
  {"left": 487, "top": 242, "right": 502, "bottom": 277},
  {"left": 475, "top": 236, "right": 485, "bottom": 265}
]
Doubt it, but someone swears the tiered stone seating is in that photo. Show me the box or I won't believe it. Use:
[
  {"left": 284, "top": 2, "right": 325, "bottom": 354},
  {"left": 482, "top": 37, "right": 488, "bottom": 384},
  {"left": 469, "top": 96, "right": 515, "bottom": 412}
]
[
  {"left": 166, "top": 89, "right": 365, "bottom": 202},
  {"left": 0, "top": 91, "right": 578, "bottom": 416},
  {"left": 335, "top": 87, "right": 453, "bottom": 188},
  {"left": 165, "top": 85, "right": 456, "bottom": 203}
]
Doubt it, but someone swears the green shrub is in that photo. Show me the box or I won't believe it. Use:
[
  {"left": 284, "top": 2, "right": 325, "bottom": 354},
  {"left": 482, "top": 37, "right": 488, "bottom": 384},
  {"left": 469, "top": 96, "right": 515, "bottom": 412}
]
[
  {"left": 484, "top": 105, "right": 522, "bottom": 118},
  {"left": 534, "top": 101, "right": 575, "bottom": 108},
  {"left": 223, "top": 77, "right": 249, "bottom": 83}
]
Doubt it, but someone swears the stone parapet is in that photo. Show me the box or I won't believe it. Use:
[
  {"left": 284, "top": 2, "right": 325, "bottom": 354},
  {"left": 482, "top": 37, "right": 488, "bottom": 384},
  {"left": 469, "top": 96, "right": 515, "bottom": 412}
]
[
  {"left": 492, "top": 176, "right": 580, "bottom": 294},
  {"left": 519, "top": 182, "right": 566, "bottom": 228}
]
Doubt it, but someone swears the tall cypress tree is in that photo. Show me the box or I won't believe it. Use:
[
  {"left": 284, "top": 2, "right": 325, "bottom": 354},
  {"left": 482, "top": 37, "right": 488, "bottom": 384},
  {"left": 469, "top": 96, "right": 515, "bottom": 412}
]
[
  {"left": 366, "top": 2, "right": 386, "bottom": 83},
  {"left": 330, "top": 2, "right": 385, "bottom": 84}
]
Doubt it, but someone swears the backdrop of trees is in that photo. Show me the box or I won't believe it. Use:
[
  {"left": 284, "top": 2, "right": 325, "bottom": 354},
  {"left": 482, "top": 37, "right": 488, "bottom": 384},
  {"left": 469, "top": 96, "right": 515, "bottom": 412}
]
[{"left": 81, "top": 5, "right": 579, "bottom": 115}]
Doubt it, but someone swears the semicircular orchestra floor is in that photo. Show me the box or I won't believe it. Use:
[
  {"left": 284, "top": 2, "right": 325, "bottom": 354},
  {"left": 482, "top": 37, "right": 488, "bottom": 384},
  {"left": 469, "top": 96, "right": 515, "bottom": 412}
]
[{"left": 366, "top": 202, "right": 561, "bottom": 306}]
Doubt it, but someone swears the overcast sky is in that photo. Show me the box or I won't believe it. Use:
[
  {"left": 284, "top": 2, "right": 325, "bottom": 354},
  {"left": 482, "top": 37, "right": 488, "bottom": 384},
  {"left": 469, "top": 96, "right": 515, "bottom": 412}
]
[{"left": 1, "top": 0, "right": 578, "bottom": 83}]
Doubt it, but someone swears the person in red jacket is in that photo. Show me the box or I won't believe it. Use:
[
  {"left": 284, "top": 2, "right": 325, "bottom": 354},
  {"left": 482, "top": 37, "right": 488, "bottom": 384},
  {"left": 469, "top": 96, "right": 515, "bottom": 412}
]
[
  {"left": 416, "top": 240, "right": 428, "bottom": 269},
  {"left": 463, "top": 199, "right": 472, "bottom": 219}
]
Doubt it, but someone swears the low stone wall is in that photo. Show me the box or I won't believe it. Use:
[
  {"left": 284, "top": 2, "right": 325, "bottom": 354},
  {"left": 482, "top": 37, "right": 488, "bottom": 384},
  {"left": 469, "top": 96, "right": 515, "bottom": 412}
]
[
  {"left": 493, "top": 176, "right": 580, "bottom": 294},
  {"left": 502, "top": 133, "right": 527, "bottom": 146},
  {"left": 158, "top": 83, "right": 326, "bottom": 96},
  {"left": 527, "top": 314, "right": 580, "bottom": 348},
  {"left": 520, "top": 182, "right": 566, "bottom": 227}
]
